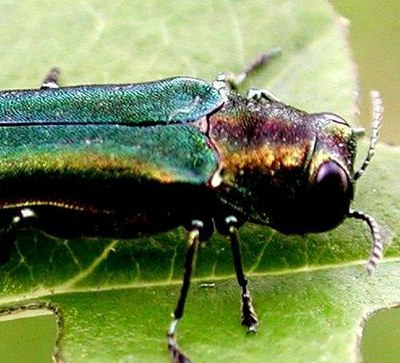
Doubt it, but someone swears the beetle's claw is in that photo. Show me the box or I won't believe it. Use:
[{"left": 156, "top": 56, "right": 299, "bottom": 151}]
[
  {"left": 241, "top": 292, "right": 259, "bottom": 333},
  {"left": 167, "top": 319, "right": 192, "bottom": 363}
]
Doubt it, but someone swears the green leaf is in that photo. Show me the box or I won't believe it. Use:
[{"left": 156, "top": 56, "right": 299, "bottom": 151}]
[{"left": 0, "top": 1, "right": 398, "bottom": 363}]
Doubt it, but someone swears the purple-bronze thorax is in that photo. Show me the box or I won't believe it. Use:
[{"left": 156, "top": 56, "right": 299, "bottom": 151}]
[{"left": 207, "top": 91, "right": 357, "bottom": 234}]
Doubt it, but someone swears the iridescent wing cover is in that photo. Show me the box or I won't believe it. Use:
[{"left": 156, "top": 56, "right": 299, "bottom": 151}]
[
  {"left": 0, "top": 77, "right": 223, "bottom": 188},
  {"left": 0, "top": 77, "right": 222, "bottom": 125}
]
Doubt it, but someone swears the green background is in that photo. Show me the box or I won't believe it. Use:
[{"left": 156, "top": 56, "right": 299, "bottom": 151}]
[
  {"left": 0, "top": 1, "right": 398, "bottom": 363},
  {"left": 331, "top": 2, "right": 400, "bottom": 362},
  {"left": 332, "top": 0, "right": 400, "bottom": 145}
]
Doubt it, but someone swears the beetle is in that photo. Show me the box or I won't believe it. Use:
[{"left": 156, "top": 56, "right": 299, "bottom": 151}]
[{"left": 0, "top": 50, "right": 382, "bottom": 363}]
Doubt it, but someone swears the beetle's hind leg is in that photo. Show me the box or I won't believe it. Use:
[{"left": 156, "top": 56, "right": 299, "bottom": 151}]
[
  {"left": 41, "top": 67, "right": 61, "bottom": 89},
  {"left": 0, "top": 208, "right": 37, "bottom": 264}
]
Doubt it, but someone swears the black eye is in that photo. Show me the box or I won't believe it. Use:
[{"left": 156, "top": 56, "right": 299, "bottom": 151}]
[
  {"left": 310, "top": 161, "right": 352, "bottom": 231},
  {"left": 315, "top": 161, "right": 349, "bottom": 192}
]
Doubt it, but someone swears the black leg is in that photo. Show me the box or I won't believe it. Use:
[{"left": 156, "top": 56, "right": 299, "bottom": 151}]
[
  {"left": 230, "top": 47, "right": 282, "bottom": 89},
  {"left": 167, "top": 221, "right": 201, "bottom": 363},
  {"left": 226, "top": 216, "right": 258, "bottom": 332},
  {"left": 41, "top": 67, "right": 61, "bottom": 89},
  {"left": 213, "top": 47, "right": 281, "bottom": 92}
]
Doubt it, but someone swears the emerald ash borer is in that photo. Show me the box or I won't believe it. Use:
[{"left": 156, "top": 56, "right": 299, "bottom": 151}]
[{"left": 0, "top": 50, "right": 383, "bottom": 363}]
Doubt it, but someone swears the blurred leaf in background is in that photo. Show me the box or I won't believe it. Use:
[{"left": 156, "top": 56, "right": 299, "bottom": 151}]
[{"left": 0, "top": 1, "right": 398, "bottom": 363}]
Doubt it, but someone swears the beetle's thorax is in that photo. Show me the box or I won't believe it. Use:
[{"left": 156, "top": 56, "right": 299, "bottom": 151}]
[
  {"left": 208, "top": 93, "right": 314, "bottom": 181},
  {"left": 207, "top": 91, "right": 357, "bottom": 234}
]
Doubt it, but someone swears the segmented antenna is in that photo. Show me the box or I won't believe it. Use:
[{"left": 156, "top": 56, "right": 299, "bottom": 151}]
[
  {"left": 354, "top": 91, "right": 383, "bottom": 180},
  {"left": 348, "top": 209, "right": 383, "bottom": 274}
]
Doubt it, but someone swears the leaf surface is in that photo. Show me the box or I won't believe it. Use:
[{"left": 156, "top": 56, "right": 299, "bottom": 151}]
[{"left": 0, "top": 1, "right": 398, "bottom": 363}]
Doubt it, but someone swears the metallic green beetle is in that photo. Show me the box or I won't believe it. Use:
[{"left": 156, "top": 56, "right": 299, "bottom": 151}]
[{"left": 0, "top": 52, "right": 383, "bottom": 363}]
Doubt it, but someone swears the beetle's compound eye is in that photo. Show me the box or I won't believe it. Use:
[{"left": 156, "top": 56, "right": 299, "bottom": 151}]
[
  {"left": 315, "top": 161, "right": 349, "bottom": 194},
  {"left": 309, "top": 161, "right": 352, "bottom": 231}
]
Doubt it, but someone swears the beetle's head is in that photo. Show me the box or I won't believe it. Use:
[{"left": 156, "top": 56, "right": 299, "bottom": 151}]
[
  {"left": 212, "top": 90, "right": 383, "bottom": 272},
  {"left": 297, "top": 112, "right": 356, "bottom": 233},
  {"left": 245, "top": 111, "right": 359, "bottom": 234},
  {"left": 213, "top": 103, "right": 358, "bottom": 234}
]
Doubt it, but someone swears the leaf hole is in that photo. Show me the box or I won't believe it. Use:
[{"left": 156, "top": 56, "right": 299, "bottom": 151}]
[
  {"left": 361, "top": 307, "right": 400, "bottom": 363},
  {"left": 0, "top": 308, "right": 58, "bottom": 363}
]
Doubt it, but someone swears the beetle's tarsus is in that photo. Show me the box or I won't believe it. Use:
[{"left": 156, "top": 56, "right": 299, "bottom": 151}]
[
  {"left": 167, "top": 319, "right": 191, "bottom": 363},
  {"left": 241, "top": 291, "right": 259, "bottom": 333}
]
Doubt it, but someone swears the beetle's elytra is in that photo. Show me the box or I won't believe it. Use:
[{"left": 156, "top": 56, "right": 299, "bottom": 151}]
[{"left": 0, "top": 51, "right": 382, "bottom": 363}]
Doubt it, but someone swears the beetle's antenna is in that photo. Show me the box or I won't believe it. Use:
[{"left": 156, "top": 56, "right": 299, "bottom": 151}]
[
  {"left": 354, "top": 91, "right": 383, "bottom": 180},
  {"left": 348, "top": 209, "right": 383, "bottom": 274}
]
